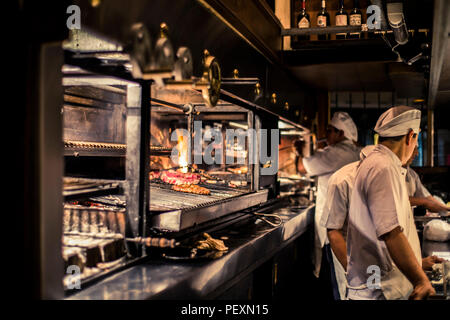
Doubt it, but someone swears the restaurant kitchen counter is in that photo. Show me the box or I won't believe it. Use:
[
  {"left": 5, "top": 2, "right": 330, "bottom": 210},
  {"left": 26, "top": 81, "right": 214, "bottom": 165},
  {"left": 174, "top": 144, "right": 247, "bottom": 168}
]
[
  {"left": 418, "top": 217, "right": 450, "bottom": 299},
  {"left": 422, "top": 239, "right": 450, "bottom": 259},
  {"left": 416, "top": 216, "right": 450, "bottom": 259},
  {"left": 67, "top": 203, "right": 315, "bottom": 300}
]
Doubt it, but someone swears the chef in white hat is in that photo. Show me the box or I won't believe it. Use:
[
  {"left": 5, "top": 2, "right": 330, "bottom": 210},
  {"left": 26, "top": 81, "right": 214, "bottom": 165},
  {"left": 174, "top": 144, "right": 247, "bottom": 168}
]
[
  {"left": 296, "top": 111, "right": 360, "bottom": 290},
  {"left": 319, "top": 144, "right": 376, "bottom": 300},
  {"left": 321, "top": 144, "right": 443, "bottom": 300},
  {"left": 346, "top": 106, "right": 435, "bottom": 300}
]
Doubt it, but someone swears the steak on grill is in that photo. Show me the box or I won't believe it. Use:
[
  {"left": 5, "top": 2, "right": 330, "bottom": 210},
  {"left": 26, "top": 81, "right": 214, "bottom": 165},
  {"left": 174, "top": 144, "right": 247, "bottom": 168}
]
[{"left": 160, "top": 170, "right": 200, "bottom": 185}]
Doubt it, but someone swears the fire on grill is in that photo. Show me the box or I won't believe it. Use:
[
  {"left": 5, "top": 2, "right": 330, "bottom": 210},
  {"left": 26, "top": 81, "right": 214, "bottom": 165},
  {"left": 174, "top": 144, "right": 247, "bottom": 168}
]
[{"left": 147, "top": 94, "right": 269, "bottom": 232}]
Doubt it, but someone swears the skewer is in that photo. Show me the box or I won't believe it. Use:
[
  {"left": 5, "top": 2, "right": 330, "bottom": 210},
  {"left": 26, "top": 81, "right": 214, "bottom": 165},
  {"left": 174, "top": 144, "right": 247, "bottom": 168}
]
[{"left": 125, "top": 237, "right": 179, "bottom": 248}]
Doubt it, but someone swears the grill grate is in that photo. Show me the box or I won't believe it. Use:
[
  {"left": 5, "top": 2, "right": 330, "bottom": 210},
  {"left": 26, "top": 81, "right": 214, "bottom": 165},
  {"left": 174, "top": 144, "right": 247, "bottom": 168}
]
[{"left": 149, "top": 182, "right": 246, "bottom": 212}]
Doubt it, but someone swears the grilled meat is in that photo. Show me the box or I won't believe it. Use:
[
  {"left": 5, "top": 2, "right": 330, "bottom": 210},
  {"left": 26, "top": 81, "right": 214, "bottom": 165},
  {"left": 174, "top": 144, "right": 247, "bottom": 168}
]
[
  {"left": 161, "top": 170, "right": 200, "bottom": 185},
  {"left": 171, "top": 184, "right": 210, "bottom": 195},
  {"left": 195, "top": 233, "right": 228, "bottom": 251}
]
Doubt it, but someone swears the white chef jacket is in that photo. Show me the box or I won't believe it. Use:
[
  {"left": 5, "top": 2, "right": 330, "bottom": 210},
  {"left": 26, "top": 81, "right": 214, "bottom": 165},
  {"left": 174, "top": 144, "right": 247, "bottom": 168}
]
[
  {"left": 319, "top": 160, "right": 359, "bottom": 300},
  {"left": 346, "top": 144, "right": 422, "bottom": 300},
  {"left": 320, "top": 160, "right": 360, "bottom": 240},
  {"left": 303, "top": 139, "right": 361, "bottom": 277},
  {"left": 405, "top": 166, "right": 431, "bottom": 198}
]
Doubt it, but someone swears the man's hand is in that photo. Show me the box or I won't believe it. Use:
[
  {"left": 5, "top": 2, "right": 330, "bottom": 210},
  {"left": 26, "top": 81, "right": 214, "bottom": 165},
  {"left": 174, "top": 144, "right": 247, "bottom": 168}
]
[
  {"left": 382, "top": 227, "right": 433, "bottom": 300},
  {"left": 327, "top": 229, "right": 347, "bottom": 271},
  {"left": 422, "top": 255, "right": 444, "bottom": 271},
  {"left": 409, "top": 280, "right": 436, "bottom": 300},
  {"left": 425, "top": 200, "right": 450, "bottom": 213}
]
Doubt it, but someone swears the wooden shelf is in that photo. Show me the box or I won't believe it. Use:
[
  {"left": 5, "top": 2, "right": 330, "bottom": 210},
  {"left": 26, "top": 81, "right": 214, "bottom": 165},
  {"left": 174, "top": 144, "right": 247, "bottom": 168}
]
[{"left": 283, "top": 38, "right": 397, "bottom": 65}]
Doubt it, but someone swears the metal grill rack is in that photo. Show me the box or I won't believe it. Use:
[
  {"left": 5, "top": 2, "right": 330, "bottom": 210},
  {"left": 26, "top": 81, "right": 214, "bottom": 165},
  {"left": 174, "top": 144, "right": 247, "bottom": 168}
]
[{"left": 149, "top": 181, "right": 268, "bottom": 232}]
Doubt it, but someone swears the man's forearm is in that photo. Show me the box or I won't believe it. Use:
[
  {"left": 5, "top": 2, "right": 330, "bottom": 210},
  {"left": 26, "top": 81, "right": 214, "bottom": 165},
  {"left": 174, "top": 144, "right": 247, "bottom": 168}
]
[
  {"left": 382, "top": 227, "right": 429, "bottom": 286},
  {"left": 327, "top": 229, "right": 347, "bottom": 270},
  {"left": 409, "top": 197, "right": 426, "bottom": 207},
  {"left": 425, "top": 196, "right": 450, "bottom": 212},
  {"left": 409, "top": 196, "right": 450, "bottom": 212}
]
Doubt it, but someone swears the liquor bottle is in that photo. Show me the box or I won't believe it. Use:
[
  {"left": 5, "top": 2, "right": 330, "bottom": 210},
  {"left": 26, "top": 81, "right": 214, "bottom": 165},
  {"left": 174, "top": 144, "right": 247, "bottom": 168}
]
[
  {"left": 317, "top": 0, "right": 330, "bottom": 40},
  {"left": 349, "top": 0, "right": 362, "bottom": 39},
  {"left": 297, "top": 0, "right": 310, "bottom": 41},
  {"left": 335, "top": 0, "right": 348, "bottom": 39}
]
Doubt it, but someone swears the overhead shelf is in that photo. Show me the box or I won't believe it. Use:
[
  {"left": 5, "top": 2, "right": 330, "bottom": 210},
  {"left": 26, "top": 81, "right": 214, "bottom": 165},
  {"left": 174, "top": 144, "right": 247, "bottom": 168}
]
[
  {"left": 282, "top": 38, "right": 397, "bottom": 65},
  {"left": 281, "top": 25, "right": 375, "bottom": 36}
]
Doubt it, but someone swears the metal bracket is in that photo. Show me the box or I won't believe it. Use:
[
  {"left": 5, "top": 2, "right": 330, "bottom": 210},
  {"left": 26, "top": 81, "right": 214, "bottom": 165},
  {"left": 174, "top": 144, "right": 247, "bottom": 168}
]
[{"left": 200, "top": 50, "right": 221, "bottom": 108}]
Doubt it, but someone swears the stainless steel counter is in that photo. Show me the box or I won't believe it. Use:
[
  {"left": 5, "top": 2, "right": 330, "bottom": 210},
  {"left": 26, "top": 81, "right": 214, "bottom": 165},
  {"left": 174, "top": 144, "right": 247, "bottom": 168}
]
[
  {"left": 422, "top": 240, "right": 450, "bottom": 258},
  {"left": 67, "top": 204, "right": 314, "bottom": 300}
]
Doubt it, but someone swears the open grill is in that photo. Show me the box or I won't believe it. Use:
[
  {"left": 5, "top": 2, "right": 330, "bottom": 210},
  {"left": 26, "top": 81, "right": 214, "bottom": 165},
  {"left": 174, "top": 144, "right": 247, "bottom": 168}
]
[
  {"left": 149, "top": 181, "right": 247, "bottom": 212},
  {"left": 149, "top": 169, "right": 269, "bottom": 232}
]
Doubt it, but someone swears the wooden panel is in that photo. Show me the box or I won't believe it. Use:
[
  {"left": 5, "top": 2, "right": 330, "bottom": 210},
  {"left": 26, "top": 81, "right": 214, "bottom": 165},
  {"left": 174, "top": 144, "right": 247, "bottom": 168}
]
[
  {"left": 199, "top": 0, "right": 283, "bottom": 63},
  {"left": 288, "top": 61, "right": 394, "bottom": 92},
  {"left": 276, "top": 0, "right": 292, "bottom": 49},
  {"left": 65, "top": 86, "right": 126, "bottom": 105},
  {"left": 63, "top": 86, "right": 127, "bottom": 144}
]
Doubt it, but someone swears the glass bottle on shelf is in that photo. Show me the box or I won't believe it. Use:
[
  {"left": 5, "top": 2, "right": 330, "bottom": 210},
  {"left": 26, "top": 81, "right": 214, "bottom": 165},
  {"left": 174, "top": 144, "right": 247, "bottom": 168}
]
[
  {"left": 335, "top": 0, "right": 348, "bottom": 39},
  {"left": 317, "top": 0, "right": 330, "bottom": 40},
  {"left": 349, "top": 0, "right": 362, "bottom": 39},
  {"left": 297, "top": 0, "right": 310, "bottom": 41}
]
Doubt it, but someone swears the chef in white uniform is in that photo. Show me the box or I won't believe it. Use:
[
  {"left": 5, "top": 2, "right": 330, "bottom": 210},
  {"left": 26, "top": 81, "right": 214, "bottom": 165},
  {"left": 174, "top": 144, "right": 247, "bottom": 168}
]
[
  {"left": 405, "top": 147, "right": 450, "bottom": 214},
  {"left": 319, "top": 145, "right": 375, "bottom": 299},
  {"left": 346, "top": 106, "right": 435, "bottom": 300},
  {"left": 321, "top": 144, "right": 443, "bottom": 300},
  {"left": 296, "top": 112, "right": 360, "bottom": 282}
]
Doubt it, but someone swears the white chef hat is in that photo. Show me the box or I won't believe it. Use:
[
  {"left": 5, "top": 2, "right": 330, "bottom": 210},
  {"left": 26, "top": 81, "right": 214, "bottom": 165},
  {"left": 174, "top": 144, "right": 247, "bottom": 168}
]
[
  {"left": 374, "top": 106, "right": 421, "bottom": 137},
  {"left": 330, "top": 112, "right": 358, "bottom": 142},
  {"left": 360, "top": 145, "right": 375, "bottom": 160}
]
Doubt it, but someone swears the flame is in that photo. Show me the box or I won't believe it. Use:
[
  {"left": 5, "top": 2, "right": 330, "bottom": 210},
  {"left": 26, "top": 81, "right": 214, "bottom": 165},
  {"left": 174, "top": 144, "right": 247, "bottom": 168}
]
[{"left": 176, "top": 131, "right": 189, "bottom": 173}]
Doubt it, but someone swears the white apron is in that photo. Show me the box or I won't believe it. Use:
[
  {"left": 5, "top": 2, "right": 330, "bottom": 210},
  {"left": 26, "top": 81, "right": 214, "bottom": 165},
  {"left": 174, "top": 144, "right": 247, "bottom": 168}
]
[{"left": 304, "top": 139, "right": 360, "bottom": 277}]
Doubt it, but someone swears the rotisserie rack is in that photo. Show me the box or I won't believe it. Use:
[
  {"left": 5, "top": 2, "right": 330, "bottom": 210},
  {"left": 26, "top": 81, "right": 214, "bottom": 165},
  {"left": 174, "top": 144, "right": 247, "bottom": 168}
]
[{"left": 147, "top": 90, "right": 270, "bottom": 232}]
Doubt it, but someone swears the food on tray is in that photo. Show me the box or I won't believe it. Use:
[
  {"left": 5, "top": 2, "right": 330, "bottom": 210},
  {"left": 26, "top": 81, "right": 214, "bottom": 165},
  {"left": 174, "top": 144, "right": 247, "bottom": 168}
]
[
  {"left": 160, "top": 170, "right": 200, "bottom": 185},
  {"left": 171, "top": 184, "right": 211, "bottom": 195},
  {"left": 208, "top": 171, "right": 231, "bottom": 175},
  {"left": 227, "top": 166, "right": 248, "bottom": 174},
  {"left": 195, "top": 233, "right": 228, "bottom": 251},
  {"left": 149, "top": 171, "right": 161, "bottom": 180},
  {"left": 230, "top": 180, "right": 247, "bottom": 187}
]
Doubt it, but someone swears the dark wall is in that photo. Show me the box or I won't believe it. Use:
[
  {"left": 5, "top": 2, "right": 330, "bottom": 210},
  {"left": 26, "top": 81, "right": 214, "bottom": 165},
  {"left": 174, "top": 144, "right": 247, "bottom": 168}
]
[
  {"left": 74, "top": 0, "right": 315, "bottom": 126},
  {"left": 12, "top": 0, "right": 70, "bottom": 299}
]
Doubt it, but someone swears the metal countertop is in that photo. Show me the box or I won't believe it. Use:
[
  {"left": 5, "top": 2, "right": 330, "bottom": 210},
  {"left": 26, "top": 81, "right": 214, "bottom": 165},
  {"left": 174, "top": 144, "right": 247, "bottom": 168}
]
[
  {"left": 422, "top": 240, "right": 450, "bottom": 258},
  {"left": 67, "top": 204, "right": 314, "bottom": 300}
]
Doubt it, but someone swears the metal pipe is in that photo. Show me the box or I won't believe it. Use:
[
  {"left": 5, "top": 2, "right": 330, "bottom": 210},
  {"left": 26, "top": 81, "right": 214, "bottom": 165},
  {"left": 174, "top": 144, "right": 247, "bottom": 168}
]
[
  {"left": 281, "top": 25, "right": 388, "bottom": 36},
  {"left": 386, "top": 2, "right": 409, "bottom": 45},
  {"left": 427, "top": 108, "right": 434, "bottom": 167},
  {"left": 150, "top": 98, "right": 193, "bottom": 113}
]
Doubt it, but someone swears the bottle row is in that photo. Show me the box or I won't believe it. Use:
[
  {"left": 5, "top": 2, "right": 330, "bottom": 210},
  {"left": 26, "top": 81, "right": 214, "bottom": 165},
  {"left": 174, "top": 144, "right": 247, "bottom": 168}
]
[{"left": 297, "top": 0, "right": 364, "bottom": 40}]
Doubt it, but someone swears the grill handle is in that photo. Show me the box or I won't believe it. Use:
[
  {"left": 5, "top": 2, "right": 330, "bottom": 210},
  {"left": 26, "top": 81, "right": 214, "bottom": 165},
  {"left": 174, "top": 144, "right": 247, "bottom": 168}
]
[{"left": 126, "top": 237, "right": 178, "bottom": 248}]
